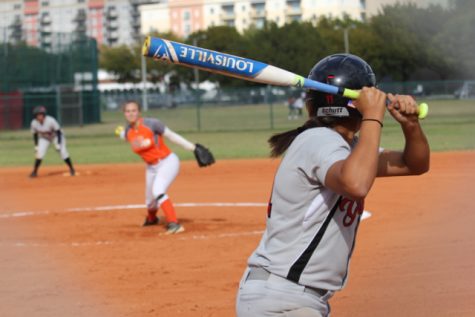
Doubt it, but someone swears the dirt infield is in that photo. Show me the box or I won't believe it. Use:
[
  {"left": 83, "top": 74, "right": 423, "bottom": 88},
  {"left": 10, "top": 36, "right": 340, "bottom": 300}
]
[{"left": 1, "top": 151, "right": 475, "bottom": 317}]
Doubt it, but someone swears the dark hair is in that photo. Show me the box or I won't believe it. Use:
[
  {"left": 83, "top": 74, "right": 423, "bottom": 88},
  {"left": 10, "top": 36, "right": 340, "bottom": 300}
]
[
  {"left": 122, "top": 100, "right": 141, "bottom": 112},
  {"left": 268, "top": 99, "right": 348, "bottom": 157}
]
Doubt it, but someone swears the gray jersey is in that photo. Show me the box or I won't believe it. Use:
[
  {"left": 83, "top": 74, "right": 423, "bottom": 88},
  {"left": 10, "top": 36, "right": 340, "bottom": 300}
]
[
  {"left": 124, "top": 118, "right": 166, "bottom": 140},
  {"left": 248, "top": 127, "right": 364, "bottom": 291},
  {"left": 30, "top": 115, "right": 61, "bottom": 141},
  {"left": 143, "top": 117, "right": 166, "bottom": 135}
]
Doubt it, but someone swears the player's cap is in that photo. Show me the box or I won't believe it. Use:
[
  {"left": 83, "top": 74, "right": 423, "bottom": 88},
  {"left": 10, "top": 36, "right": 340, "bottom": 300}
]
[
  {"left": 306, "top": 54, "right": 376, "bottom": 118},
  {"left": 33, "top": 105, "right": 47, "bottom": 116}
]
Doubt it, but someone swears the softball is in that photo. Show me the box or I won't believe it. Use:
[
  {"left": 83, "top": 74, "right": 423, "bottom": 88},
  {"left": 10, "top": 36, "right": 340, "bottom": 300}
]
[
  {"left": 418, "top": 103, "right": 429, "bottom": 120},
  {"left": 115, "top": 125, "right": 124, "bottom": 136}
]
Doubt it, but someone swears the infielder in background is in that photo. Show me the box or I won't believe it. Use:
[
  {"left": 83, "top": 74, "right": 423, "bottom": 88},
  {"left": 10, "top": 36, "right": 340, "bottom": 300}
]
[
  {"left": 236, "top": 54, "right": 430, "bottom": 316},
  {"left": 29, "top": 105, "right": 76, "bottom": 178},
  {"left": 116, "top": 101, "right": 214, "bottom": 235}
]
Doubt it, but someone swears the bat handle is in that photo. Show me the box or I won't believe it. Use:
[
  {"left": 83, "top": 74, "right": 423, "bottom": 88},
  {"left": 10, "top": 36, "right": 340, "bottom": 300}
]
[{"left": 343, "top": 88, "right": 429, "bottom": 119}]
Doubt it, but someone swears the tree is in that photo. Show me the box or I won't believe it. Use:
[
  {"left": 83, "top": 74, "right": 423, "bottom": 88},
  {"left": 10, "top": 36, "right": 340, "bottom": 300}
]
[
  {"left": 434, "top": 0, "right": 475, "bottom": 79},
  {"left": 99, "top": 44, "right": 139, "bottom": 82},
  {"left": 368, "top": 3, "right": 452, "bottom": 81}
]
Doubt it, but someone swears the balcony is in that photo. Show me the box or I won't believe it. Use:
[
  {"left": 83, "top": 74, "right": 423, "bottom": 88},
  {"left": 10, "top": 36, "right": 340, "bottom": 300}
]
[
  {"left": 9, "top": 19, "right": 22, "bottom": 30},
  {"left": 107, "top": 31, "right": 119, "bottom": 40},
  {"left": 250, "top": 9, "right": 265, "bottom": 19},
  {"left": 40, "top": 25, "right": 52, "bottom": 33},
  {"left": 130, "top": 9, "right": 140, "bottom": 18},
  {"left": 107, "top": 20, "right": 119, "bottom": 30},
  {"left": 40, "top": 15, "right": 51, "bottom": 25},
  {"left": 41, "top": 35, "right": 52, "bottom": 44},
  {"left": 285, "top": 6, "right": 302, "bottom": 16},
  {"left": 74, "top": 12, "right": 87, "bottom": 22},
  {"left": 130, "top": 19, "right": 141, "bottom": 28},
  {"left": 106, "top": 8, "right": 118, "bottom": 19},
  {"left": 75, "top": 24, "right": 87, "bottom": 33},
  {"left": 220, "top": 12, "right": 235, "bottom": 21},
  {"left": 285, "top": 15, "right": 302, "bottom": 23}
]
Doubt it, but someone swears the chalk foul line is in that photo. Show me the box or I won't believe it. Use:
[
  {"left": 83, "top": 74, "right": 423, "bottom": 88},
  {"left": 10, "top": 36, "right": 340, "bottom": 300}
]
[
  {"left": 0, "top": 202, "right": 268, "bottom": 219},
  {"left": 0, "top": 203, "right": 372, "bottom": 248},
  {"left": 0, "top": 203, "right": 372, "bottom": 222}
]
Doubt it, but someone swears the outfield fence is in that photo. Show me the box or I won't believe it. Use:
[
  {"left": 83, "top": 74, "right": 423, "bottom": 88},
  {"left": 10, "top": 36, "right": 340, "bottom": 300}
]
[
  {"left": 0, "top": 30, "right": 100, "bottom": 130},
  {"left": 98, "top": 80, "right": 475, "bottom": 132},
  {"left": 2, "top": 79, "right": 474, "bottom": 131}
]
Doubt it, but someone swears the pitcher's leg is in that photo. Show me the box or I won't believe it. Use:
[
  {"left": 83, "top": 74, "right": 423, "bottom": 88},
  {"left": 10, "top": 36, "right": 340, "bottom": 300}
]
[
  {"left": 151, "top": 154, "right": 183, "bottom": 234},
  {"left": 143, "top": 164, "right": 159, "bottom": 226}
]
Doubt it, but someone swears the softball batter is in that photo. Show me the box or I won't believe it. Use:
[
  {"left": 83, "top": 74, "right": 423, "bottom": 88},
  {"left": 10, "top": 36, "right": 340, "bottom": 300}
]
[
  {"left": 236, "top": 54, "right": 430, "bottom": 316},
  {"left": 116, "top": 101, "right": 214, "bottom": 235},
  {"left": 29, "top": 105, "right": 76, "bottom": 178}
]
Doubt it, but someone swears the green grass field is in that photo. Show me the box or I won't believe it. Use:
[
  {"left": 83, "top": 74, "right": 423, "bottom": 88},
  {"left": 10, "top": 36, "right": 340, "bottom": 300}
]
[{"left": 0, "top": 99, "right": 474, "bottom": 167}]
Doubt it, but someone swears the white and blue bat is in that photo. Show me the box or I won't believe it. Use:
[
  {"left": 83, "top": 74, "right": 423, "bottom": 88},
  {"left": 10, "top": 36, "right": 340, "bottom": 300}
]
[{"left": 142, "top": 36, "right": 428, "bottom": 119}]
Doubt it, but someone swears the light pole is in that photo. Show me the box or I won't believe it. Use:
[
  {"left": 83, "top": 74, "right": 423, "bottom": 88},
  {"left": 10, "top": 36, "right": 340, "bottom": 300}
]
[
  {"left": 343, "top": 27, "right": 350, "bottom": 54},
  {"left": 141, "top": 52, "right": 148, "bottom": 112},
  {"left": 345, "top": 25, "right": 356, "bottom": 54},
  {"left": 336, "top": 25, "right": 356, "bottom": 54},
  {"left": 192, "top": 37, "right": 200, "bottom": 89},
  {"left": 192, "top": 34, "right": 207, "bottom": 90},
  {"left": 192, "top": 36, "right": 205, "bottom": 131}
]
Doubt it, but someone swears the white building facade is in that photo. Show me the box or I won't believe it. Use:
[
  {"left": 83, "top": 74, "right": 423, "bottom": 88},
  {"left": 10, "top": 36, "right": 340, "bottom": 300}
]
[{"left": 140, "top": 0, "right": 450, "bottom": 38}]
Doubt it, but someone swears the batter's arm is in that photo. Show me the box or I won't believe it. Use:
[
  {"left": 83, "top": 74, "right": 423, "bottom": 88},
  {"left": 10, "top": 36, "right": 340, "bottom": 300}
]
[
  {"left": 377, "top": 94, "right": 430, "bottom": 177},
  {"left": 377, "top": 124, "right": 430, "bottom": 177},
  {"left": 325, "top": 87, "right": 386, "bottom": 200}
]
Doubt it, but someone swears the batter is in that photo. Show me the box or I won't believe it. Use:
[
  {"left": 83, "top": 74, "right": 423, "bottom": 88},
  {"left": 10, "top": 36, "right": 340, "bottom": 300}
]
[{"left": 236, "top": 54, "right": 430, "bottom": 316}]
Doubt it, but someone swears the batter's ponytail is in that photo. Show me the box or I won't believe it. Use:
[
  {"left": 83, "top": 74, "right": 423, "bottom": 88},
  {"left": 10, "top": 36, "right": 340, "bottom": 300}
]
[{"left": 268, "top": 117, "right": 320, "bottom": 157}]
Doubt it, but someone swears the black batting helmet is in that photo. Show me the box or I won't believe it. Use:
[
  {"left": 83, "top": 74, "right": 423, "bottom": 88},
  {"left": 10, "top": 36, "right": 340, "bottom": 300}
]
[
  {"left": 33, "top": 105, "right": 47, "bottom": 116},
  {"left": 306, "top": 54, "right": 376, "bottom": 118}
]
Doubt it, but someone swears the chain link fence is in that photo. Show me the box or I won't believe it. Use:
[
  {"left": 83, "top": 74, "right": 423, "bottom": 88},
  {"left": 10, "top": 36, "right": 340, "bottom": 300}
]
[
  {"left": 99, "top": 80, "right": 474, "bottom": 132},
  {"left": 0, "top": 29, "right": 100, "bottom": 130}
]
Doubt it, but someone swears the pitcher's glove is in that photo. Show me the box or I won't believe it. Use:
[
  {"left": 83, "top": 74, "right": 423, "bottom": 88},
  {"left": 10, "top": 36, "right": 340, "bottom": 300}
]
[{"left": 194, "top": 143, "right": 215, "bottom": 167}]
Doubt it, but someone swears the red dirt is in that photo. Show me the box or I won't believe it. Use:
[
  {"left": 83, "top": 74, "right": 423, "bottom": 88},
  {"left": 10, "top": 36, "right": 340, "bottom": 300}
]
[{"left": 1, "top": 151, "right": 474, "bottom": 317}]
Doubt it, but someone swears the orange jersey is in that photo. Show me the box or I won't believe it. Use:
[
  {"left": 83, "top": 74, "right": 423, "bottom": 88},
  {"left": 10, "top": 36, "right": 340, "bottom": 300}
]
[{"left": 125, "top": 118, "right": 172, "bottom": 165}]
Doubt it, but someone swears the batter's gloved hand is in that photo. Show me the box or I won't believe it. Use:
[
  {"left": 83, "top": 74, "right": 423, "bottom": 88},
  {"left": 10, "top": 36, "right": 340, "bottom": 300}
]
[
  {"left": 115, "top": 125, "right": 125, "bottom": 139},
  {"left": 194, "top": 143, "right": 215, "bottom": 167},
  {"left": 34, "top": 146, "right": 38, "bottom": 153},
  {"left": 54, "top": 143, "right": 61, "bottom": 151}
]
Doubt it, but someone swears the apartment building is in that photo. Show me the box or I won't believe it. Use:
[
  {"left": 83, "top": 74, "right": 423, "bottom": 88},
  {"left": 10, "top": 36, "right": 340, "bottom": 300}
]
[
  {"left": 140, "top": 0, "right": 450, "bottom": 38},
  {"left": 0, "top": 0, "right": 159, "bottom": 48},
  {"left": 141, "top": 0, "right": 367, "bottom": 38}
]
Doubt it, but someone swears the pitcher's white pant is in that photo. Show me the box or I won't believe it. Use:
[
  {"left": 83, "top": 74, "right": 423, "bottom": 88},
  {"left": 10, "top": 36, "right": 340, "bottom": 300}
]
[
  {"left": 145, "top": 153, "right": 180, "bottom": 207},
  {"left": 36, "top": 137, "right": 70, "bottom": 160}
]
